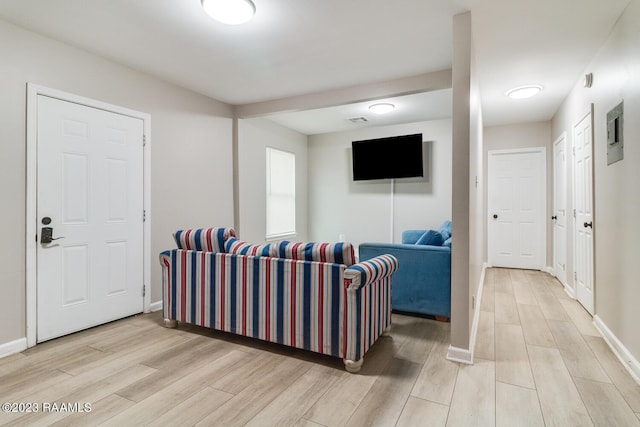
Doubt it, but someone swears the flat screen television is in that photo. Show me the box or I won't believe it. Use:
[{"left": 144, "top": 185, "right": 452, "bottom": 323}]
[{"left": 352, "top": 133, "right": 423, "bottom": 181}]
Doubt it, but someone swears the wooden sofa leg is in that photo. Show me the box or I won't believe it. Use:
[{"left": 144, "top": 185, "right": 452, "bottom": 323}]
[
  {"left": 164, "top": 319, "right": 178, "bottom": 328},
  {"left": 344, "top": 359, "right": 363, "bottom": 373},
  {"left": 435, "top": 316, "right": 450, "bottom": 323}
]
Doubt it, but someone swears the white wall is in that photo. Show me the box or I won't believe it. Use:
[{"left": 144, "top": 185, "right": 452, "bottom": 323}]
[
  {"left": 551, "top": 0, "right": 640, "bottom": 363},
  {"left": 308, "top": 120, "right": 452, "bottom": 249},
  {"left": 0, "top": 20, "right": 234, "bottom": 347},
  {"left": 483, "top": 122, "right": 552, "bottom": 266},
  {"left": 237, "top": 118, "right": 308, "bottom": 243}
]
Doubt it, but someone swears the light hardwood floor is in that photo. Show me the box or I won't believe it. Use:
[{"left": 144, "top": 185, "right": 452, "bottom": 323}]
[{"left": 1, "top": 268, "right": 639, "bottom": 426}]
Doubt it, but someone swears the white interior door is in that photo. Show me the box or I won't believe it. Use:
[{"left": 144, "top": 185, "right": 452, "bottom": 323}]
[
  {"left": 488, "top": 148, "right": 546, "bottom": 270},
  {"left": 553, "top": 134, "right": 568, "bottom": 286},
  {"left": 573, "top": 110, "right": 595, "bottom": 314},
  {"left": 37, "top": 95, "right": 144, "bottom": 342}
]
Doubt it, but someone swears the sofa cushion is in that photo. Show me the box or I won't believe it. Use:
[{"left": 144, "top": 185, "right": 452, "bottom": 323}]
[
  {"left": 415, "top": 230, "right": 444, "bottom": 246},
  {"left": 225, "top": 237, "right": 286, "bottom": 257},
  {"left": 278, "top": 242, "right": 356, "bottom": 266},
  {"left": 443, "top": 237, "right": 452, "bottom": 247},
  {"left": 438, "top": 220, "right": 452, "bottom": 241},
  {"left": 173, "top": 227, "right": 236, "bottom": 252}
]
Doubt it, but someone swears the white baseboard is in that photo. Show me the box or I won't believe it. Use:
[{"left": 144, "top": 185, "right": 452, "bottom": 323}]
[
  {"left": 468, "top": 262, "right": 488, "bottom": 363},
  {"left": 448, "top": 262, "right": 487, "bottom": 366},
  {"left": 563, "top": 282, "right": 576, "bottom": 298},
  {"left": 150, "top": 300, "right": 163, "bottom": 312},
  {"left": 446, "top": 345, "right": 473, "bottom": 364},
  {"left": 593, "top": 315, "right": 640, "bottom": 384},
  {"left": 0, "top": 337, "right": 27, "bottom": 359},
  {"left": 544, "top": 265, "right": 554, "bottom": 275}
]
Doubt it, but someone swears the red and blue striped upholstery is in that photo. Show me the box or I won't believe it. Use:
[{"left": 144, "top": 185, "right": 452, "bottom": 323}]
[
  {"left": 159, "top": 249, "right": 397, "bottom": 363},
  {"left": 277, "top": 242, "right": 357, "bottom": 266},
  {"left": 173, "top": 227, "right": 236, "bottom": 253},
  {"left": 344, "top": 255, "right": 399, "bottom": 361},
  {"left": 225, "top": 237, "right": 284, "bottom": 258}
]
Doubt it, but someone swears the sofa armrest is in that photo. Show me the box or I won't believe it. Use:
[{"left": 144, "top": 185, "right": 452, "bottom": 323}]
[
  {"left": 344, "top": 254, "right": 399, "bottom": 291},
  {"left": 159, "top": 250, "right": 171, "bottom": 266}
]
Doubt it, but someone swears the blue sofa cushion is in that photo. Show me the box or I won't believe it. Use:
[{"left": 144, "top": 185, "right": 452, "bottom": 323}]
[
  {"left": 443, "top": 237, "right": 452, "bottom": 247},
  {"left": 438, "top": 220, "right": 452, "bottom": 241},
  {"left": 415, "top": 230, "right": 444, "bottom": 246}
]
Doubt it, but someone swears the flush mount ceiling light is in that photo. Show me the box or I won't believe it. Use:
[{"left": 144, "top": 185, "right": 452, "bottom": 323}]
[
  {"left": 506, "top": 85, "right": 543, "bottom": 100},
  {"left": 368, "top": 103, "right": 395, "bottom": 114},
  {"left": 201, "top": 0, "right": 256, "bottom": 25}
]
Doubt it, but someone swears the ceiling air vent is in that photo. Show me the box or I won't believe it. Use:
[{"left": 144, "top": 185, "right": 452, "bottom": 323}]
[{"left": 348, "top": 116, "right": 368, "bottom": 123}]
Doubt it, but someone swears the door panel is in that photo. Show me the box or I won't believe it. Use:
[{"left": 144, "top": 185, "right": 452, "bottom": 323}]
[
  {"left": 488, "top": 149, "right": 545, "bottom": 269},
  {"left": 574, "top": 111, "right": 594, "bottom": 314},
  {"left": 37, "top": 95, "right": 144, "bottom": 342},
  {"left": 553, "top": 135, "right": 568, "bottom": 285}
]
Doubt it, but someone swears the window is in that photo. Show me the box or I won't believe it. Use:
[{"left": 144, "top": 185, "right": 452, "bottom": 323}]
[{"left": 266, "top": 147, "right": 296, "bottom": 239}]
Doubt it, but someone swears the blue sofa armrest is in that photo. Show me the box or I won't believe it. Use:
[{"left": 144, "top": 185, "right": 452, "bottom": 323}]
[{"left": 359, "top": 243, "right": 451, "bottom": 317}]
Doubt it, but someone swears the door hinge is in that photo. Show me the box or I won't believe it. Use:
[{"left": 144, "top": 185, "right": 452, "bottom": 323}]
[
  {"left": 143, "top": 135, "right": 146, "bottom": 146},
  {"left": 574, "top": 271, "right": 578, "bottom": 281},
  {"left": 143, "top": 284, "right": 146, "bottom": 297},
  {"left": 573, "top": 209, "right": 576, "bottom": 218},
  {"left": 143, "top": 210, "right": 146, "bottom": 222}
]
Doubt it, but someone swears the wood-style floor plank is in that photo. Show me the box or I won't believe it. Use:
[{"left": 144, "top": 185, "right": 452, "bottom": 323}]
[
  {"left": 511, "top": 270, "right": 538, "bottom": 305},
  {"left": 495, "top": 381, "right": 544, "bottom": 427},
  {"left": 411, "top": 331, "right": 459, "bottom": 406},
  {"left": 344, "top": 357, "right": 422, "bottom": 427},
  {"left": 445, "top": 358, "right": 495, "bottom": 427},
  {"left": 573, "top": 377, "right": 640, "bottom": 427},
  {"left": 494, "top": 291, "right": 520, "bottom": 325},
  {"left": 104, "top": 350, "right": 251, "bottom": 426},
  {"left": 474, "top": 311, "right": 495, "bottom": 361},
  {"left": 558, "top": 298, "right": 601, "bottom": 337},
  {"left": 396, "top": 396, "right": 449, "bottom": 427},
  {"left": 547, "top": 320, "right": 610, "bottom": 383},
  {"left": 196, "top": 358, "right": 310, "bottom": 426},
  {"left": 303, "top": 370, "right": 377, "bottom": 427},
  {"left": 495, "top": 323, "right": 535, "bottom": 389},
  {"left": 527, "top": 344, "right": 593, "bottom": 426},
  {"left": 517, "top": 303, "right": 556, "bottom": 348},
  {"left": 147, "top": 387, "right": 234, "bottom": 427},
  {"left": 531, "top": 287, "right": 570, "bottom": 321},
  {"left": 585, "top": 335, "right": 640, "bottom": 412},
  {"left": 245, "top": 368, "right": 338, "bottom": 426}
]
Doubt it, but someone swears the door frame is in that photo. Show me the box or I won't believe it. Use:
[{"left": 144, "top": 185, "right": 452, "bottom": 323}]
[
  {"left": 487, "top": 146, "right": 546, "bottom": 270},
  {"left": 552, "top": 132, "right": 568, "bottom": 287},
  {"left": 25, "top": 83, "right": 151, "bottom": 348}
]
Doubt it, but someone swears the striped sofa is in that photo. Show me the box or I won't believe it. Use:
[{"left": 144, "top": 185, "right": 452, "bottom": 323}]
[{"left": 159, "top": 227, "right": 399, "bottom": 373}]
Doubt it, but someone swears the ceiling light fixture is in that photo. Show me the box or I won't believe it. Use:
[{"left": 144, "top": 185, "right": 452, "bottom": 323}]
[
  {"left": 201, "top": 0, "right": 256, "bottom": 25},
  {"left": 368, "top": 103, "right": 395, "bottom": 114},
  {"left": 506, "top": 85, "right": 543, "bottom": 100}
]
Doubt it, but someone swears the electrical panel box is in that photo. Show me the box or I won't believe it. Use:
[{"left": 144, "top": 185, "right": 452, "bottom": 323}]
[{"left": 607, "top": 101, "right": 624, "bottom": 165}]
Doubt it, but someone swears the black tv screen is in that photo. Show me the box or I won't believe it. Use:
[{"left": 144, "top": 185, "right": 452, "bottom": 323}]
[{"left": 352, "top": 133, "right": 423, "bottom": 181}]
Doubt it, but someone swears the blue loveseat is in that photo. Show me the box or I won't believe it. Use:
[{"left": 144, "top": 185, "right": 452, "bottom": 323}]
[{"left": 359, "top": 221, "right": 451, "bottom": 319}]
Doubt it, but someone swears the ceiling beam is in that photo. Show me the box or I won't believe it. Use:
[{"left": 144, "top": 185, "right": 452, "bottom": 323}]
[{"left": 235, "top": 69, "right": 452, "bottom": 118}]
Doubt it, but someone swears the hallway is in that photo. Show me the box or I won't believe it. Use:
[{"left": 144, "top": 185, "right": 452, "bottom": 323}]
[{"left": 467, "top": 267, "right": 640, "bottom": 426}]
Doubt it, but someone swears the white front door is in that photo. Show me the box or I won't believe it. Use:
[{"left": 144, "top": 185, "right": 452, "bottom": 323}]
[
  {"left": 553, "top": 133, "right": 568, "bottom": 286},
  {"left": 573, "top": 110, "right": 595, "bottom": 314},
  {"left": 37, "top": 95, "right": 144, "bottom": 342},
  {"left": 488, "top": 148, "right": 546, "bottom": 270}
]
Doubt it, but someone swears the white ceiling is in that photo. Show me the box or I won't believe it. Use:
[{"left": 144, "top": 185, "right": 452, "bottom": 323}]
[{"left": 0, "top": 0, "right": 630, "bottom": 133}]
